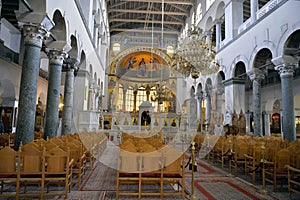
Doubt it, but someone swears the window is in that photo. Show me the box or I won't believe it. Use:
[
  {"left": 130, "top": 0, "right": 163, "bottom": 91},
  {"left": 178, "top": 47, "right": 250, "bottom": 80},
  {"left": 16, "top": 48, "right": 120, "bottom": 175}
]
[
  {"left": 118, "top": 87, "right": 123, "bottom": 111},
  {"left": 206, "top": 0, "right": 215, "bottom": 11},
  {"left": 113, "top": 42, "right": 121, "bottom": 52},
  {"left": 126, "top": 89, "right": 134, "bottom": 111},
  {"left": 166, "top": 45, "right": 174, "bottom": 54},
  {"left": 196, "top": 3, "right": 203, "bottom": 24}
]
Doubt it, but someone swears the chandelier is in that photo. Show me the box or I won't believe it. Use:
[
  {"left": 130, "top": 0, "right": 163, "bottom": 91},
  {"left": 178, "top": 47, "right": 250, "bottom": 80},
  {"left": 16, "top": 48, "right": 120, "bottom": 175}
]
[
  {"left": 150, "top": 83, "right": 171, "bottom": 104},
  {"left": 171, "top": 1, "right": 219, "bottom": 77}
]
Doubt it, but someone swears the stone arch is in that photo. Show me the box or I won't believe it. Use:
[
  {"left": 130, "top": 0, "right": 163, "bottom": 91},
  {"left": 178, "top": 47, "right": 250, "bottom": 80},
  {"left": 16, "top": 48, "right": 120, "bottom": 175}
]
[
  {"left": 281, "top": 29, "right": 300, "bottom": 66},
  {"left": 205, "top": 78, "right": 213, "bottom": 94},
  {"left": 249, "top": 45, "right": 276, "bottom": 71},
  {"left": 216, "top": 71, "right": 225, "bottom": 92},
  {"left": 79, "top": 51, "right": 86, "bottom": 70},
  {"left": 197, "top": 83, "right": 203, "bottom": 95},
  {"left": 51, "top": 10, "right": 67, "bottom": 41},
  {"left": 265, "top": 98, "right": 280, "bottom": 113},
  {"left": 252, "top": 48, "right": 273, "bottom": 69},
  {"left": 214, "top": 1, "right": 225, "bottom": 19},
  {"left": 230, "top": 55, "right": 249, "bottom": 78},
  {"left": 233, "top": 61, "right": 246, "bottom": 78},
  {"left": 277, "top": 24, "right": 300, "bottom": 57},
  {"left": 69, "top": 35, "right": 79, "bottom": 61},
  {"left": 204, "top": 16, "right": 213, "bottom": 32}
]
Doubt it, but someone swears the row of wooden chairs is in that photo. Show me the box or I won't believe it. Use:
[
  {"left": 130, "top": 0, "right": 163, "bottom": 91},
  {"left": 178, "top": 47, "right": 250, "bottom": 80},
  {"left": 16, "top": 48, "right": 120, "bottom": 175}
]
[
  {"left": 0, "top": 145, "right": 73, "bottom": 199},
  {"left": 195, "top": 134, "right": 300, "bottom": 196},
  {"left": 117, "top": 133, "right": 185, "bottom": 199},
  {"left": 0, "top": 133, "right": 15, "bottom": 149},
  {"left": 0, "top": 132, "right": 108, "bottom": 199}
]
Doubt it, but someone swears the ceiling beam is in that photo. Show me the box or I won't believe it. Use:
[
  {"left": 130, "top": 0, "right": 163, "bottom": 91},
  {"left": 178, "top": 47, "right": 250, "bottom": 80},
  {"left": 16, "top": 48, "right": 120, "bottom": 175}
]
[
  {"left": 108, "top": 8, "right": 188, "bottom": 16},
  {"left": 110, "top": 28, "right": 179, "bottom": 35},
  {"left": 109, "top": 18, "right": 184, "bottom": 26},
  {"left": 120, "top": 0, "right": 194, "bottom": 5}
]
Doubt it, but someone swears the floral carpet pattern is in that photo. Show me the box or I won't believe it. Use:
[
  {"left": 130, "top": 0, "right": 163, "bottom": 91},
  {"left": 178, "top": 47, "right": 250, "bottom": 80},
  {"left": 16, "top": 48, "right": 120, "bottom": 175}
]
[
  {"left": 76, "top": 157, "right": 299, "bottom": 200},
  {"left": 2, "top": 157, "right": 299, "bottom": 199}
]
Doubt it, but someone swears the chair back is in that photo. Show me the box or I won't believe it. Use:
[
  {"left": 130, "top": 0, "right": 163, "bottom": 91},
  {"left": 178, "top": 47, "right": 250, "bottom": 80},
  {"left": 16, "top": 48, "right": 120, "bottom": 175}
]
[
  {"left": 21, "top": 144, "right": 43, "bottom": 174},
  {"left": 0, "top": 146, "right": 19, "bottom": 173},
  {"left": 275, "top": 148, "right": 291, "bottom": 171},
  {"left": 44, "top": 147, "right": 69, "bottom": 174}
]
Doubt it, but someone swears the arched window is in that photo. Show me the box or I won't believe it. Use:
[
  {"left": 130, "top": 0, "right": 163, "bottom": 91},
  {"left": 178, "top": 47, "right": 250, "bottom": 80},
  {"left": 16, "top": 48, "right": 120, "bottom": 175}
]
[
  {"left": 196, "top": 3, "right": 203, "bottom": 24},
  {"left": 113, "top": 42, "right": 121, "bottom": 52},
  {"left": 166, "top": 45, "right": 174, "bottom": 54},
  {"left": 206, "top": 0, "right": 215, "bottom": 11},
  {"left": 118, "top": 87, "right": 123, "bottom": 111}
]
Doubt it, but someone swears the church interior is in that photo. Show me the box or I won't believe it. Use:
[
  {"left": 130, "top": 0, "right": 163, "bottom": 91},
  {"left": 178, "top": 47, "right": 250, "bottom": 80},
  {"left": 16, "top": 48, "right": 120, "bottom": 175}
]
[{"left": 1, "top": 0, "right": 300, "bottom": 199}]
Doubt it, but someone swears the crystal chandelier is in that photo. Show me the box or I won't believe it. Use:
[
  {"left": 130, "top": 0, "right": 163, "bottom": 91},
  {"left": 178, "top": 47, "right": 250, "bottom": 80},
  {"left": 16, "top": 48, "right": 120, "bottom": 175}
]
[
  {"left": 150, "top": 83, "right": 170, "bottom": 104},
  {"left": 171, "top": 0, "right": 219, "bottom": 77}
]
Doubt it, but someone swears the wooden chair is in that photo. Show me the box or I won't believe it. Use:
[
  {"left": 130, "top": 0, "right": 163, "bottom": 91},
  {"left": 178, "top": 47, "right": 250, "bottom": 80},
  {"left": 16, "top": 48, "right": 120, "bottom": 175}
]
[
  {"left": 61, "top": 141, "right": 86, "bottom": 188},
  {"left": 161, "top": 147, "right": 185, "bottom": 198},
  {"left": 244, "top": 144, "right": 262, "bottom": 183},
  {"left": 19, "top": 144, "right": 43, "bottom": 199},
  {"left": 140, "top": 151, "right": 163, "bottom": 198},
  {"left": 285, "top": 150, "right": 300, "bottom": 197},
  {"left": 42, "top": 146, "right": 74, "bottom": 199},
  {"left": 230, "top": 141, "right": 248, "bottom": 175},
  {"left": 116, "top": 150, "right": 141, "bottom": 199},
  {"left": 264, "top": 148, "right": 291, "bottom": 192},
  {"left": 0, "top": 146, "right": 20, "bottom": 199}
]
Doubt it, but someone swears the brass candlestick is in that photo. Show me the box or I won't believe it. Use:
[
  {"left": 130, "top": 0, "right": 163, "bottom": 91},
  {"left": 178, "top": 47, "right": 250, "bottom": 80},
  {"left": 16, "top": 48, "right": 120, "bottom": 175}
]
[
  {"left": 207, "top": 134, "right": 211, "bottom": 166},
  {"left": 260, "top": 141, "right": 268, "bottom": 194},
  {"left": 226, "top": 137, "right": 234, "bottom": 177},
  {"left": 187, "top": 142, "right": 197, "bottom": 200}
]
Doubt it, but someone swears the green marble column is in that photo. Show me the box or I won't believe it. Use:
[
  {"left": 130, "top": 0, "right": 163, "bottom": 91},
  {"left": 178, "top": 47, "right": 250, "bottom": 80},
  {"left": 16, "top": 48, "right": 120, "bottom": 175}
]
[
  {"left": 14, "top": 24, "right": 51, "bottom": 150},
  {"left": 249, "top": 69, "right": 264, "bottom": 137},
  {"left": 61, "top": 59, "right": 77, "bottom": 135},
  {"left": 44, "top": 50, "right": 67, "bottom": 139}
]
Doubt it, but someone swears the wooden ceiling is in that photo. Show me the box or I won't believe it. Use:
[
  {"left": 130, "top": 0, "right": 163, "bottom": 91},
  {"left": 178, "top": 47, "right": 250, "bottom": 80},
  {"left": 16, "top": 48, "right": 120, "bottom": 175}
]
[{"left": 106, "top": 0, "right": 193, "bottom": 36}]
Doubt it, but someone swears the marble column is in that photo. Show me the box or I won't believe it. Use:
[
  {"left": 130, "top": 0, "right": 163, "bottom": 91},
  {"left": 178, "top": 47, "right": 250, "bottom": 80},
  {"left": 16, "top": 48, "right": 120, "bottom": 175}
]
[
  {"left": 133, "top": 90, "right": 138, "bottom": 112},
  {"left": 263, "top": 111, "right": 271, "bottom": 136},
  {"left": 14, "top": 22, "right": 53, "bottom": 150},
  {"left": 272, "top": 56, "right": 297, "bottom": 141},
  {"left": 215, "top": 20, "right": 222, "bottom": 50},
  {"left": 88, "top": 81, "right": 95, "bottom": 110},
  {"left": 248, "top": 69, "right": 264, "bottom": 137},
  {"left": 61, "top": 59, "right": 77, "bottom": 135},
  {"left": 122, "top": 88, "right": 127, "bottom": 111},
  {"left": 196, "top": 92, "right": 203, "bottom": 120},
  {"left": 44, "top": 49, "right": 68, "bottom": 139},
  {"left": 205, "top": 92, "right": 211, "bottom": 130},
  {"left": 250, "top": 0, "right": 258, "bottom": 22}
]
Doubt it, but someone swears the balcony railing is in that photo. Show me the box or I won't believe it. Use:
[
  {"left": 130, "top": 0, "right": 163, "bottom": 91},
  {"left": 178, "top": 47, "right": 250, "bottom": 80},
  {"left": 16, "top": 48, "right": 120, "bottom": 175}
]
[
  {"left": 238, "top": 0, "right": 284, "bottom": 35},
  {"left": 256, "top": 0, "right": 284, "bottom": 20}
]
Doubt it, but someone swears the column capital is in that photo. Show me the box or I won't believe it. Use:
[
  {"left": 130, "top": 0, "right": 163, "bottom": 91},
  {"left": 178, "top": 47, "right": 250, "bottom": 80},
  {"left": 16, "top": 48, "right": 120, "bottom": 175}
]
[
  {"left": 272, "top": 55, "right": 297, "bottom": 76},
  {"left": 22, "top": 24, "right": 51, "bottom": 47},
  {"left": 16, "top": 13, "right": 54, "bottom": 47},
  {"left": 248, "top": 68, "right": 265, "bottom": 82},
  {"left": 46, "top": 41, "right": 71, "bottom": 65},
  {"left": 64, "top": 57, "right": 79, "bottom": 69},
  {"left": 47, "top": 49, "right": 68, "bottom": 65},
  {"left": 214, "top": 18, "right": 224, "bottom": 25}
]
